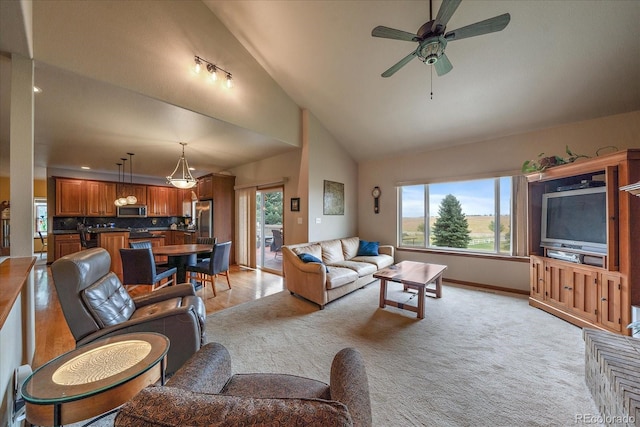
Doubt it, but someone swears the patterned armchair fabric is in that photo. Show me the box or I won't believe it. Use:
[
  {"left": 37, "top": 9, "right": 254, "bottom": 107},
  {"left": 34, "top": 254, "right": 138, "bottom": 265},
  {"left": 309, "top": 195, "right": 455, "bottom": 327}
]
[{"left": 115, "top": 342, "right": 372, "bottom": 427}]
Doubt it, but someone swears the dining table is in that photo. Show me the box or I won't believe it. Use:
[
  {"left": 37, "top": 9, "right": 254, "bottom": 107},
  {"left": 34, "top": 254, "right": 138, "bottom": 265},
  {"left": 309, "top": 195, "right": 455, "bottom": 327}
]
[{"left": 152, "top": 244, "right": 213, "bottom": 284}]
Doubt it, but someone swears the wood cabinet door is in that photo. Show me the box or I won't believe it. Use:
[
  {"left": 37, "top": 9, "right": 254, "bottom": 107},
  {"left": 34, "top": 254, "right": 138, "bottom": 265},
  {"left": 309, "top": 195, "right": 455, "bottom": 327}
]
[
  {"left": 147, "top": 186, "right": 171, "bottom": 216},
  {"left": 179, "top": 189, "right": 194, "bottom": 217},
  {"left": 197, "top": 175, "right": 213, "bottom": 199},
  {"left": 118, "top": 184, "right": 148, "bottom": 205},
  {"left": 599, "top": 272, "right": 623, "bottom": 332},
  {"left": 99, "top": 232, "right": 128, "bottom": 282},
  {"left": 54, "top": 235, "right": 81, "bottom": 260},
  {"left": 530, "top": 256, "right": 545, "bottom": 300},
  {"left": 545, "top": 260, "right": 571, "bottom": 308},
  {"left": 568, "top": 265, "right": 598, "bottom": 323},
  {"left": 55, "top": 179, "right": 85, "bottom": 216},
  {"left": 167, "top": 187, "right": 179, "bottom": 216},
  {"left": 86, "top": 181, "right": 116, "bottom": 217}
]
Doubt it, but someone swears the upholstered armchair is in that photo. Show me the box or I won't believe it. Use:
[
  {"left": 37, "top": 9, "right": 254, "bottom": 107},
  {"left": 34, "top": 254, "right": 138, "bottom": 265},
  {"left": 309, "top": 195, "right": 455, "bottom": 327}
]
[
  {"left": 50, "top": 247, "right": 206, "bottom": 374},
  {"left": 115, "top": 342, "right": 372, "bottom": 426}
]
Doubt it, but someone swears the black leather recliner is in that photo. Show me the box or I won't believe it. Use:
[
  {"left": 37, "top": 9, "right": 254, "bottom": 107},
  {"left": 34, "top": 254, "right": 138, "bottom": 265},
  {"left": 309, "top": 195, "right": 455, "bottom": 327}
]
[{"left": 50, "top": 247, "right": 206, "bottom": 374}]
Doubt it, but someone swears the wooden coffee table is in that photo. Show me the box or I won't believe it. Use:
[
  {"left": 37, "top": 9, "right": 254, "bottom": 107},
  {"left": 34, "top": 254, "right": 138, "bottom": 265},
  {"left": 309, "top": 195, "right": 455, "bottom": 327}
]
[
  {"left": 22, "top": 332, "right": 169, "bottom": 426},
  {"left": 374, "top": 261, "right": 447, "bottom": 319}
]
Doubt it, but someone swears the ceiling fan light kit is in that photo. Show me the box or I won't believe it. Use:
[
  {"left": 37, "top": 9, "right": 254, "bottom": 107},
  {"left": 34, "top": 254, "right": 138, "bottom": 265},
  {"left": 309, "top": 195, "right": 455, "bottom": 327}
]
[{"left": 372, "top": 0, "right": 510, "bottom": 78}]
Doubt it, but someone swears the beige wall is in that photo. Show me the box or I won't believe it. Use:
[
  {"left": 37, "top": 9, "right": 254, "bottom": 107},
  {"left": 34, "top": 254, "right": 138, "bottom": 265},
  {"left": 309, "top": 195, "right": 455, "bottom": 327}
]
[
  {"left": 231, "top": 108, "right": 359, "bottom": 245},
  {"left": 358, "top": 110, "right": 640, "bottom": 292},
  {"left": 32, "top": 0, "right": 300, "bottom": 148},
  {"left": 305, "top": 110, "right": 358, "bottom": 242}
]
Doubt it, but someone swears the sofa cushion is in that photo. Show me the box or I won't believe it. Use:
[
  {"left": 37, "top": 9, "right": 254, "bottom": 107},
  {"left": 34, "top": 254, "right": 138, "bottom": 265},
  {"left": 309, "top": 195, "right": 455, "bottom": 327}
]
[
  {"left": 320, "top": 239, "right": 346, "bottom": 264},
  {"left": 298, "top": 253, "right": 329, "bottom": 272},
  {"left": 357, "top": 240, "right": 379, "bottom": 256},
  {"left": 291, "top": 243, "right": 322, "bottom": 260},
  {"left": 222, "top": 373, "right": 331, "bottom": 400},
  {"left": 341, "top": 237, "right": 360, "bottom": 260},
  {"left": 351, "top": 254, "right": 395, "bottom": 270},
  {"left": 329, "top": 260, "right": 377, "bottom": 277},
  {"left": 115, "top": 386, "right": 353, "bottom": 426},
  {"left": 326, "top": 267, "right": 359, "bottom": 290}
]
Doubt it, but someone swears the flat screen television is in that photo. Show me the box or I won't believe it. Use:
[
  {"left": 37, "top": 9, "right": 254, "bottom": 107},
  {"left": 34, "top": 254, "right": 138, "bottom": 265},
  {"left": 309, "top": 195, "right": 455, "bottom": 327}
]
[{"left": 541, "top": 186, "right": 607, "bottom": 254}]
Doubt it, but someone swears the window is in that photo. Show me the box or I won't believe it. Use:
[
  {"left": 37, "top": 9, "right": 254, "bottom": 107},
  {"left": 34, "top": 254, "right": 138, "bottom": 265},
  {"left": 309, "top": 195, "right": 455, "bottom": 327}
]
[
  {"left": 399, "top": 177, "right": 513, "bottom": 255},
  {"left": 34, "top": 198, "right": 47, "bottom": 237}
]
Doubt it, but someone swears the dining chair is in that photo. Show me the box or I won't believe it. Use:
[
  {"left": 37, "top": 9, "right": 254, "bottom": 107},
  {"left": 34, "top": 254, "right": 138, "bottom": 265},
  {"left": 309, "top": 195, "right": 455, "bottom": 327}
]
[
  {"left": 38, "top": 231, "right": 47, "bottom": 257},
  {"left": 120, "top": 247, "right": 177, "bottom": 291},
  {"left": 78, "top": 225, "right": 98, "bottom": 249},
  {"left": 271, "top": 229, "right": 283, "bottom": 258},
  {"left": 186, "top": 241, "right": 231, "bottom": 298},
  {"left": 130, "top": 240, "right": 167, "bottom": 266},
  {"left": 195, "top": 236, "right": 217, "bottom": 262}
]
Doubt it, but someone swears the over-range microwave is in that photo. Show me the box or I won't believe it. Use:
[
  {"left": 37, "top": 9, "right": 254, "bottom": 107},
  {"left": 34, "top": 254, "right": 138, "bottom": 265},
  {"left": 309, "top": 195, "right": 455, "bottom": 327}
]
[{"left": 117, "top": 205, "right": 147, "bottom": 218}]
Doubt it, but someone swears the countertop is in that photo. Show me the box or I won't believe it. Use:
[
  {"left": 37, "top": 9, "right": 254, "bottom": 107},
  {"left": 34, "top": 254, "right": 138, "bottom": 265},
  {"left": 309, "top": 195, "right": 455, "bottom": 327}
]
[
  {"left": 0, "top": 256, "right": 36, "bottom": 329},
  {"left": 53, "top": 228, "right": 196, "bottom": 235}
]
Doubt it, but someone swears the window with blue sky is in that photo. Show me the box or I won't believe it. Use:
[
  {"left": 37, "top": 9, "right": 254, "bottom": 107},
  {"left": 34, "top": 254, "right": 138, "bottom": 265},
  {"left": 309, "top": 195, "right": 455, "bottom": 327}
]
[{"left": 400, "top": 177, "right": 512, "bottom": 254}]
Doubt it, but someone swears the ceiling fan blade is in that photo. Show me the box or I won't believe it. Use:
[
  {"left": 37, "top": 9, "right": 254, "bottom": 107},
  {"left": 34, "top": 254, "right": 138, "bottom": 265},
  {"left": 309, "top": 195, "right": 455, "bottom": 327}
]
[
  {"left": 381, "top": 51, "right": 418, "bottom": 78},
  {"left": 444, "top": 13, "right": 511, "bottom": 41},
  {"left": 434, "top": 52, "right": 453, "bottom": 76},
  {"left": 372, "top": 26, "right": 418, "bottom": 42},
  {"left": 435, "top": 0, "right": 462, "bottom": 27}
]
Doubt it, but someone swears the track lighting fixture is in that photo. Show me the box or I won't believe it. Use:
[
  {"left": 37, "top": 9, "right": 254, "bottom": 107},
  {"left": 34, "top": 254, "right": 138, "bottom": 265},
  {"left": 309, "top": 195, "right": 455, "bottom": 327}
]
[{"left": 194, "top": 56, "right": 233, "bottom": 88}]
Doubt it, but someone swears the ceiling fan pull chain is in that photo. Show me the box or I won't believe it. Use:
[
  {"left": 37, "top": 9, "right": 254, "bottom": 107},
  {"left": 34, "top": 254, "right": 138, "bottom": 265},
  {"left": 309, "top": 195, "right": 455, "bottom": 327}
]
[{"left": 430, "top": 67, "right": 434, "bottom": 100}]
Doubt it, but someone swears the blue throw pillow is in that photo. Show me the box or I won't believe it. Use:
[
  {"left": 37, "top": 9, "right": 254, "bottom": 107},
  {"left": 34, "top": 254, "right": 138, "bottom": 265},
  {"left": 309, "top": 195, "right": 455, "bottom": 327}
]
[
  {"left": 298, "top": 253, "right": 329, "bottom": 272},
  {"left": 357, "top": 240, "right": 379, "bottom": 256}
]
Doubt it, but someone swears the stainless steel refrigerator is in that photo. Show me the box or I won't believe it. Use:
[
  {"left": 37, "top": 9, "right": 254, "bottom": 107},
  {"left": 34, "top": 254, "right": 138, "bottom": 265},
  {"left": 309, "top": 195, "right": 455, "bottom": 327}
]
[{"left": 194, "top": 200, "right": 213, "bottom": 239}]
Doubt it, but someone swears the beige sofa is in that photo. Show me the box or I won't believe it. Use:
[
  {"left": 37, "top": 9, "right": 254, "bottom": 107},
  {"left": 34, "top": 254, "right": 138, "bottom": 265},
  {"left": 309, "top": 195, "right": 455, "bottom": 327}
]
[{"left": 282, "top": 237, "right": 394, "bottom": 309}]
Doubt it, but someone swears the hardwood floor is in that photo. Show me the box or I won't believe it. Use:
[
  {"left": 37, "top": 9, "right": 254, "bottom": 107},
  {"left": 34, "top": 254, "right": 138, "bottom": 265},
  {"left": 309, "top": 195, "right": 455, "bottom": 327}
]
[{"left": 32, "top": 261, "right": 284, "bottom": 369}]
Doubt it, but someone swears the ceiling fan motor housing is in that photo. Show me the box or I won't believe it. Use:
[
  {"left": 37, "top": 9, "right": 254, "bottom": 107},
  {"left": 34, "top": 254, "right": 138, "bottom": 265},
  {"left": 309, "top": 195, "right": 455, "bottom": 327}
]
[{"left": 418, "top": 37, "right": 447, "bottom": 64}]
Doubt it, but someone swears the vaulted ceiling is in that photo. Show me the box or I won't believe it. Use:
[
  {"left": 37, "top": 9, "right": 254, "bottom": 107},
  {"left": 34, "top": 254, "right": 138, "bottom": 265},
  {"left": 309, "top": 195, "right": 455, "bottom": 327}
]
[{"left": 1, "top": 1, "right": 639, "bottom": 181}]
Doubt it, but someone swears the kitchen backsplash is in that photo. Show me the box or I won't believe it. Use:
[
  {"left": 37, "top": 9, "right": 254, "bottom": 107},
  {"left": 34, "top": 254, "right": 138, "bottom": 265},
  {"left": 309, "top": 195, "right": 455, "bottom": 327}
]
[{"left": 54, "top": 216, "right": 185, "bottom": 231}]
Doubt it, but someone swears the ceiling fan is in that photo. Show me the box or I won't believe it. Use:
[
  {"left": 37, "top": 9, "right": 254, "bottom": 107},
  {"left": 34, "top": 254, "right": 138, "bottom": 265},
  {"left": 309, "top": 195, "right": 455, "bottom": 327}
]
[{"left": 371, "top": 0, "right": 510, "bottom": 77}]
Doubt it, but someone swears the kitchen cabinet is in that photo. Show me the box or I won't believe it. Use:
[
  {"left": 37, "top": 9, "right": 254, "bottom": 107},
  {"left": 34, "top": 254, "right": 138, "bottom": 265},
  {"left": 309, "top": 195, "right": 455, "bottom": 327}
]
[
  {"left": 178, "top": 189, "right": 195, "bottom": 217},
  {"left": 55, "top": 179, "right": 85, "bottom": 216},
  {"left": 54, "top": 234, "right": 82, "bottom": 260},
  {"left": 98, "top": 232, "right": 128, "bottom": 282},
  {"left": 196, "top": 173, "right": 236, "bottom": 263},
  {"left": 117, "top": 183, "right": 147, "bottom": 205},
  {"left": 86, "top": 181, "right": 117, "bottom": 216},
  {"left": 55, "top": 178, "right": 116, "bottom": 217},
  {"left": 196, "top": 175, "right": 213, "bottom": 200},
  {"left": 527, "top": 149, "right": 639, "bottom": 334},
  {"left": 170, "top": 230, "right": 194, "bottom": 245},
  {"left": 147, "top": 186, "right": 179, "bottom": 217}
]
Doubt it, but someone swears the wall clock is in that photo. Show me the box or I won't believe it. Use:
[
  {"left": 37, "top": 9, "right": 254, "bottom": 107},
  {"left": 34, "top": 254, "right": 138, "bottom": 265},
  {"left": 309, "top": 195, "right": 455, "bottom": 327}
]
[{"left": 372, "top": 186, "right": 381, "bottom": 214}]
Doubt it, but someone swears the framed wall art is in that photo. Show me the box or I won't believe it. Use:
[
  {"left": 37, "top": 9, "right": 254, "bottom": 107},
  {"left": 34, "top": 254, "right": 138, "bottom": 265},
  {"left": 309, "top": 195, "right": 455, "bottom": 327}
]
[
  {"left": 323, "top": 180, "right": 344, "bottom": 215},
  {"left": 290, "top": 197, "right": 300, "bottom": 212}
]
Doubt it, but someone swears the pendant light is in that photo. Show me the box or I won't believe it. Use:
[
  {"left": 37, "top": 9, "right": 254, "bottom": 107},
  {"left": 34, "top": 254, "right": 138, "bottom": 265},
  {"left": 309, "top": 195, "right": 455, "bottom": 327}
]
[
  {"left": 166, "top": 142, "right": 197, "bottom": 189},
  {"left": 125, "top": 153, "right": 138, "bottom": 204},
  {"left": 114, "top": 154, "right": 138, "bottom": 206}
]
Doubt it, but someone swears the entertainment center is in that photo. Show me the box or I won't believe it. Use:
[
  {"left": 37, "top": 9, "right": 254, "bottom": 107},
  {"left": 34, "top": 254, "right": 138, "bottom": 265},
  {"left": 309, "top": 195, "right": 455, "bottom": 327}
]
[{"left": 527, "top": 149, "right": 640, "bottom": 334}]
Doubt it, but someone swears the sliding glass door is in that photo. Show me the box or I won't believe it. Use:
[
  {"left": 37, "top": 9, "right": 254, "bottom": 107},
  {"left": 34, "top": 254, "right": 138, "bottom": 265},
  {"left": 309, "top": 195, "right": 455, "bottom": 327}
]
[{"left": 256, "top": 188, "right": 283, "bottom": 273}]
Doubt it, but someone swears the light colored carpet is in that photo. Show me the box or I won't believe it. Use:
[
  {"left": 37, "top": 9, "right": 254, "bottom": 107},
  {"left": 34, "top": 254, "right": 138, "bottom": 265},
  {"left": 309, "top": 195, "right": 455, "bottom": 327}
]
[
  {"left": 207, "top": 282, "right": 601, "bottom": 427},
  {"left": 71, "top": 281, "right": 601, "bottom": 426}
]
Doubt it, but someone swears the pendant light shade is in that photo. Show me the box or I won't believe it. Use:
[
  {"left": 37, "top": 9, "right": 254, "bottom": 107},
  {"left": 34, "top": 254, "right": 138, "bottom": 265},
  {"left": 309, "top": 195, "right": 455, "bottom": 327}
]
[
  {"left": 167, "top": 142, "right": 197, "bottom": 189},
  {"left": 114, "top": 154, "right": 138, "bottom": 206}
]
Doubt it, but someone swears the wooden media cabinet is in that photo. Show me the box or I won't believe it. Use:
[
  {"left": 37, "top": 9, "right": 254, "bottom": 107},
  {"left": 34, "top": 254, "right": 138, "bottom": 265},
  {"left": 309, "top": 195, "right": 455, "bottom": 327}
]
[{"left": 527, "top": 149, "right": 640, "bottom": 334}]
